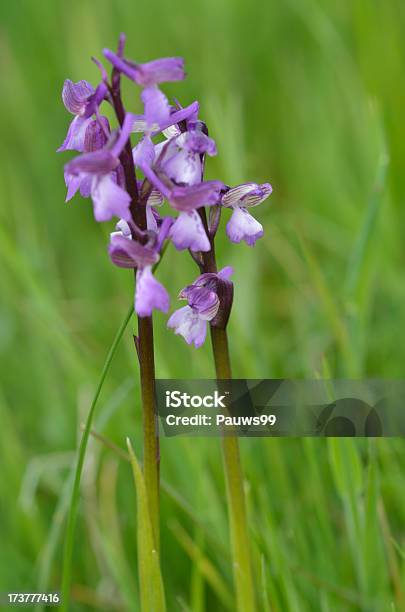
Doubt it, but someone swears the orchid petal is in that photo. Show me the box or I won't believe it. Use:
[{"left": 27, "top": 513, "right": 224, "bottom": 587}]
[
  {"left": 109, "top": 234, "right": 158, "bottom": 268},
  {"left": 169, "top": 181, "right": 223, "bottom": 211},
  {"left": 222, "top": 182, "right": 272, "bottom": 208},
  {"left": 134, "top": 57, "right": 185, "bottom": 86},
  {"left": 141, "top": 86, "right": 170, "bottom": 128},
  {"left": 169, "top": 211, "right": 211, "bottom": 252},
  {"left": 91, "top": 174, "right": 131, "bottom": 222},
  {"left": 133, "top": 136, "right": 155, "bottom": 168},
  {"left": 133, "top": 101, "right": 200, "bottom": 137},
  {"left": 103, "top": 50, "right": 184, "bottom": 86},
  {"left": 146, "top": 206, "right": 158, "bottom": 231},
  {"left": 167, "top": 306, "right": 207, "bottom": 348},
  {"left": 57, "top": 116, "right": 92, "bottom": 152},
  {"left": 84, "top": 82, "right": 108, "bottom": 118},
  {"left": 65, "top": 150, "right": 118, "bottom": 176},
  {"left": 135, "top": 266, "right": 170, "bottom": 317},
  {"left": 180, "top": 286, "right": 219, "bottom": 319},
  {"left": 226, "top": 206, "right": 264, "bottom": 246},
  {"left": 62, "top": 79, "right": 94, "bottom": 115},
  {"left": 147, "top": 187, "right": 163, "bottom": 207},
  {"left": 64, "top": 173, "right": 82, "bottom": 202},
  {"left": 217, "top": 266, "right": 234, "bottom": 280},
  {"left": 83, "top": 117, "right": 110, "bottom": 152}
]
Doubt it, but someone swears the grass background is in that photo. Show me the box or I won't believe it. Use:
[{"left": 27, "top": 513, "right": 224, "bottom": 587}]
[{"left": 0, "top": 0, "right": 405, "bottom": 609}]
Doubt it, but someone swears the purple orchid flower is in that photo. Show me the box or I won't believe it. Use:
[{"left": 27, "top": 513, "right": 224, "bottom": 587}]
[
  {"left": 133, "top": 130, "right": 222, "bottom": 251},
  {"left": 158, "top": 126, "right": 217, "bottom": 250},
  {"left": 222, "top": 182, "right": 273, "bottom": 246},
  {"left": 156, "top": 129, "right": 216, "bottom": 186},
  {"left": 104, "top": 50, "right": 185, "bottom": 131},
  {"left": 108, "top": 219, "right": 170, "bottom": 317},
  {"left": 168, "top": 267, "right": 233, "bottom": 347},
  {"left": 64, "top": 116, "right": 110, "bottom": 200},
  {"left": 150, "top": 177, "right": 223, "bottom": 252},
  {"left": 58, "top": 79, "right": 108, "bottom": 152},
  {"left": 64, "top": 114, "right": 134, "bottom": 222}
]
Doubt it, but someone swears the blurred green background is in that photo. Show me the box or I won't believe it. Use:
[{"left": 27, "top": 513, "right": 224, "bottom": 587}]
[{"left": 1, "top": 0, "right": 405, "bottom": 610}]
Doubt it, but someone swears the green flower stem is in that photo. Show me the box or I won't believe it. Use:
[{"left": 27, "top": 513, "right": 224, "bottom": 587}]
[
  {"left": 137, "top": 315, "right": 160, "bottom": 548},
  {"left": 210, "top": 326, "right": 256, "bottom": 612},
  {"left": 198, "top": 208, "right": 255, "bottom": 611}
]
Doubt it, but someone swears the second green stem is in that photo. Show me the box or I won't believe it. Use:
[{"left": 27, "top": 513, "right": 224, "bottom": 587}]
[
  {"left": 198, "top": 206, "right": 255, "bottom": 610},
  {"left": 210, "top": 326, "right": 256, "bottom": 612}
]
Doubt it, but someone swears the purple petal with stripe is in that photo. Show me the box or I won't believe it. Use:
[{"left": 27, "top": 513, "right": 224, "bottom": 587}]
[
  {"left": 222, "top": 182, "right": 272, "bottom": 208},
  {"left": 62, "top": 79, "right": 94, "bottom": 115},
  {"left": 181, "top": 286, "right": 219, "bottom": 319},
  {"left": 109, "top": 234, "right": 158, "bottom": 268},
  {"left": 83, "top": 117, "right": 110, "bottom": 152},
  {"left": 146, "top": 206, "right": 158, "bottom": 231},
  {"left": 192, "top": 266, "right": 234, "bottom": 290}
]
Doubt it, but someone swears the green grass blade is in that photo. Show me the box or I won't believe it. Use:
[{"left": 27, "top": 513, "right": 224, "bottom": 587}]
[
  {"left": 126, "top": 437, "right": 166, "bottom": 612},
  {"left": 169, "top": 519, "right": 233, "bottom": 611},
  {"left": 328, "top": 439, "right": 366, "bottom": 595},
  {"left": 298, "top": 234, "right": 355, "bottom": 374},
  {"left": 60, "top": 303, "right": 134, "bottom": 611},
  {"left": 345, "top": 152, "right": 389, "bottom": 299}
]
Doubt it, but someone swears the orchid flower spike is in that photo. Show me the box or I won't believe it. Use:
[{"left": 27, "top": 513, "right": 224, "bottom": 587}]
[
  {"left": 59, "top": 35, "right": 273, "bottom": 325},
  {"left": 168, "top": 267, "right": 233, "bottom": 347}
]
